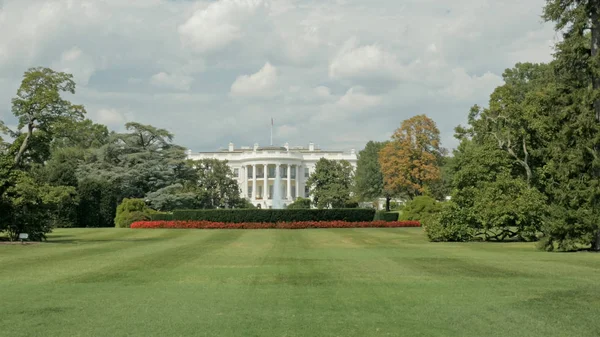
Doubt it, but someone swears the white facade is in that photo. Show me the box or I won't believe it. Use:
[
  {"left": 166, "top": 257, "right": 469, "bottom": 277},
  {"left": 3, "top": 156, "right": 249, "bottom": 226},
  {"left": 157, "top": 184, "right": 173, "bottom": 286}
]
[{"left": 186, "top": 142, "right": 357, "bottom": 209}]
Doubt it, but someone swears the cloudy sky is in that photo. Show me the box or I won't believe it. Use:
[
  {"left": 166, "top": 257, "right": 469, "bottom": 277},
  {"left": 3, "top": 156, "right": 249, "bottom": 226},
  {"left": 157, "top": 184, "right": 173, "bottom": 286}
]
[{"left": 0, "top": 0, "right": 557, "bottom": 152}]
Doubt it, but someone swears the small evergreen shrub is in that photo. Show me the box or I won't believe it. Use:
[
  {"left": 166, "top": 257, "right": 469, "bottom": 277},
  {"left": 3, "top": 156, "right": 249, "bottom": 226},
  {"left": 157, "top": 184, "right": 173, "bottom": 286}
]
[
  {"left": 424, "top": 203, "right": 476, "bottom": 242},
  {"left": 114, "top": 198, "right": 157, "bottom": 228},
  {"left": 400, "top": 196, "right": 443, "bottom": 224},
  {"left": 286, "top": 197, "right": 311, "bottom": 209}
]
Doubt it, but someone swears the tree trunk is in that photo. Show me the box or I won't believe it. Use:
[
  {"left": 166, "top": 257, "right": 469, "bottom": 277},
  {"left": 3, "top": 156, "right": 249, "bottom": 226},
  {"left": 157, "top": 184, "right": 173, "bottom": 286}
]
[
  {"left": 385, "top": 196, "right": 391, "bottom": 212},
  {"left": 593, "top": 231, "right": 600, "bottom": 251},
  {"left": 592, "top": 7, "right": 600, "bottom": 251},
  {"left": 14, "top": 123, "right": 33, "bottom": 166}
]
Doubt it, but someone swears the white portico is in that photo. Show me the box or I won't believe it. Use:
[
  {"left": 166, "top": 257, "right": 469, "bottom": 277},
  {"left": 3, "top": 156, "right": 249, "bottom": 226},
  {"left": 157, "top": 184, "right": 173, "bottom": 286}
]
[{"left": 186, "top": 142, "right": 357, "bottom": 209}]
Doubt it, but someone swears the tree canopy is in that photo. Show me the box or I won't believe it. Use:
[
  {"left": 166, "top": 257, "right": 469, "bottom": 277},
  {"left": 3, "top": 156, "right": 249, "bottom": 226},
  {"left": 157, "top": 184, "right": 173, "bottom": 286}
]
[{"left": 306, "top": 158, "right": 354, "bottom": 209}]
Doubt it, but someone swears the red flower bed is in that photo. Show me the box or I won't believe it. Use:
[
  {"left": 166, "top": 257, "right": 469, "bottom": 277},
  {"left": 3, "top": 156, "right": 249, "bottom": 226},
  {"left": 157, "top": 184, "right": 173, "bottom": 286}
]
[{"left": 130, "top": 220, "right": 421, "bottom": 229}]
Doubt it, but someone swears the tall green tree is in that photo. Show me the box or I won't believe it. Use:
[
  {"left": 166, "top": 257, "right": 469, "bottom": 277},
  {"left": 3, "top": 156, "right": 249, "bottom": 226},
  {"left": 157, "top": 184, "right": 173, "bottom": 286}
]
[
  {"left": 307, "top": 158, "right": 354, "bottom": 209},
  {"left": 10, "top": 67, "right": 85, "bottom": 167},
  {"left": 188, "top": 158, "right": 246, "bottom": 209},
  {"left": 1, "top": 67, "right": 86, "bottom": 239},
  {"left": 354, "top": 140, "right": 394, "bottom": 210},
  {"left": 541, "top": 0, "right": 600, "bottom": 251}
]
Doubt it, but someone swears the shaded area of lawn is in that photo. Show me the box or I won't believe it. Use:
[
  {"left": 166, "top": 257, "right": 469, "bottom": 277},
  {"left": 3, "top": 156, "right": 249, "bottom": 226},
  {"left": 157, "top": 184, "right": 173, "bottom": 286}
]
[{"left": 1, "top": 228, "right": 599, "bottom": 337}]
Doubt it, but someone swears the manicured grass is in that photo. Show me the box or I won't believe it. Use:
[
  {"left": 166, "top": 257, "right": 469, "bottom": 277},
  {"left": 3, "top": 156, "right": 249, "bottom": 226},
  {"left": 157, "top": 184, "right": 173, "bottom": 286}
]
[{"left": 1, "top": 228, "right": 599, "bottom": 337}]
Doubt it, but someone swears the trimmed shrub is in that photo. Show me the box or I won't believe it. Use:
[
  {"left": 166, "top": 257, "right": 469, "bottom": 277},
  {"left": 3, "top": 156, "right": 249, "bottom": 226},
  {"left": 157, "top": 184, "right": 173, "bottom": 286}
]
[
  {"left": 131, "top": 220, "right": 421, "bottom": 229},
  {"left": 374, "top": 211, "right": 399, "bottom": 222},
  {"left": 424, "top": 203, "right": 476, "bottom": 242},
  {"left": 400, "top": 196, "right": 443, "bottom": 224},
  {"left": 150, "top": 208, "right": 376, "bottom": 223},
  {"left": 114, "top": 198, "right": 157, "bottom": 228},
  {"left": 286, "top": 197, "right": 311, "bottom": 209}
]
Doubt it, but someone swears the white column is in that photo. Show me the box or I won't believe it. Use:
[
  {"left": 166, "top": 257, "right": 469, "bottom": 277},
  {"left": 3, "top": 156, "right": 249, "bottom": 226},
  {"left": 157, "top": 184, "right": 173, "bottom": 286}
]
[
  {"left": 295, "top": 165, "right": 300, "bottom": 199},
  {"left": 287, "top": 164, "right": 292, "bottom": 200},
  {"left": 252, "top": 164, "right": 257, "bottom": 200},
  {"left": 275, "top": 163, "right": 280, "bottom": 198},
  {"left": 263, "top": 163, "right": 268, "bottom": 200},
  {"left": 243, "top": 166, "right": 248, "bottom": 197}
]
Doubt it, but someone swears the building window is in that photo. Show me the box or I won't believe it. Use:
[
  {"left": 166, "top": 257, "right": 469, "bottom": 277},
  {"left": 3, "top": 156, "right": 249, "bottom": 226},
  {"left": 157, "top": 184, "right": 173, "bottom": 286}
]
[
  {"left": 268, "top": 166, "right": 275, "bottom": 178},
  {"left": 247, "top": 166, "right": 253, "bottom": 178},
  {"left": 291, "top": 167, "right": 296, "bottom": 179},
  {"left": 281, "top": 166, "right": 287, "bottom": 178},
  {"left": 269, "top": 185, "right": 273, "bottom": 199},
  {"left": 233, "top": 168, "right": 239, "bottom": 177},
  {"left": 248, "top": 186, "right": 253, "bottom": 198},
  {"left": 305, "top": 186, "right": 310, "bottom": 197},
  {"left": 304, "top": 167, "right": 310, "bottom": 178}
]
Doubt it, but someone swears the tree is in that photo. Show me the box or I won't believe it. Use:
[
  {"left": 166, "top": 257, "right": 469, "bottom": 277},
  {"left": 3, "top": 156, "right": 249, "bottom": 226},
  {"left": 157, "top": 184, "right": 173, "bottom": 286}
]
[
  {"left": 354, "top": 140, "right": 395, "bottom": 211},
  {"left": 306, "top": 158, "right": 354, "bottom": 209},
  {"left": 11, "top": 67, "right": 85, "bottom": 167},
  {"left": 190, "top": 158, "right": 246, "bottom": 209},
  {"left": 78, "top": 122, "right": 191, "bottom": 201},
  {"left": 145, "top": 184, "right": 200, "bottom": 211},
  {"left": 1, "top": 67, "right": 86, "bottom": 240},
  {"left": 541, "top": 0, "right": 600, "bottom": 251},
  {"left": 379, "top": 115, "right": 444, "bottom": 199}
]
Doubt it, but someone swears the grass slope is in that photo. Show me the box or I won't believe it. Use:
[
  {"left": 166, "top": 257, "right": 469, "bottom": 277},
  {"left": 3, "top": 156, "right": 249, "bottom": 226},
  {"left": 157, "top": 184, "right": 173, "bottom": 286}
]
[{"left": 1, "top": 228, "right": 599, "bottom": 337}]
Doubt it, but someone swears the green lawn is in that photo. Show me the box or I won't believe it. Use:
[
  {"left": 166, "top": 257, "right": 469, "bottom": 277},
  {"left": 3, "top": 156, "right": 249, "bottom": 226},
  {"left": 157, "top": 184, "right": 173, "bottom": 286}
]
[{"left": 1, "top": 228, "right": 599, "bottom": 337}]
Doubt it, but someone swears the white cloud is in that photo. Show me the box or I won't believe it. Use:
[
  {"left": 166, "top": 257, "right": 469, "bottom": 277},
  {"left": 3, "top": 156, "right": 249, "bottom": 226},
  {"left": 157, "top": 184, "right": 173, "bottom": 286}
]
[
  {"left": 336, "top": 86, "right": 382, "bottom": 111},
  {"left": 150, "top": 72, "right": 194, "bottom": 91},
  {"left": 178, "top": 0, "right": 265, "bottom": 53},
  {"left": 314, "top": 86, "right": 332, "bottom": 99},
  {"left": 439, "top": 68, "right": 503, "bottom": 101},
  {"left": 329, "top": 37, "right": 401, "bottom": 80},
  {"left": 94, "top": 108, "right": 127, "bottom": 128},
  {"left": 52, "top": 46, "right": 96, "bottom": 85},
  {"left": 230, "top": 62, "right": 278, "bottom": 97}
]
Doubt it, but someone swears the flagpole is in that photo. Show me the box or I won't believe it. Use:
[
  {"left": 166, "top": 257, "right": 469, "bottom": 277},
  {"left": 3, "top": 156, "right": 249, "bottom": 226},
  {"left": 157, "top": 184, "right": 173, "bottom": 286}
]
[{"left": 270, "top": 118, "right": 273, "bottom": 146}]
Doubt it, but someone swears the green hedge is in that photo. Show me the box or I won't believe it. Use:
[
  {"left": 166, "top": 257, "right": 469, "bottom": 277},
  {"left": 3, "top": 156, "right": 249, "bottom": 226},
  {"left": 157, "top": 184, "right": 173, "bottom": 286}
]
[
  {"left": 150, "top": 208, "right": 376, "bottom": 223},
  {"left": 373, "top": 211, "right": 399, "bottom": 222}
]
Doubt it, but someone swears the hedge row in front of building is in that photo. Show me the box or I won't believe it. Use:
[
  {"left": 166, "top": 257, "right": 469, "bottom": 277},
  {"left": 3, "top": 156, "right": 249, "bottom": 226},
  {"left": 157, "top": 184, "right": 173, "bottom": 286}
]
[{"left": 150, "top": 208, "right": 376, "bottom": 223}]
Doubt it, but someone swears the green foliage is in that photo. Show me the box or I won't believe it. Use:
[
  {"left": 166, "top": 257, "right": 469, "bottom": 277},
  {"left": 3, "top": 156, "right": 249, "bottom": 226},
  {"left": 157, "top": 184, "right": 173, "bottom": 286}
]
[
  {"left": 114, "top": 198, "right": 156, "bottom": 228},
  {"left": 152, "top": 208, "right": 376, "bottom": 223},
  {"left": 1, "top": 171, "right": 77, "bottom": 240},
  {"left": 76, "top": 178, "right": 119, "bottom": 228},
  {"left": 145, "top": 184, "right": 200, "bottom": 212},
  {"left": 373, "top": 211, "right": 398, "bottom": 222},
  {"left": 424, "top": 203, "right": 476, "bottom": 242},
  {"left": 11, "top": 67, "right": 86, "bottom": 167},
  {"left": 400, "top": 196, "right": 442, "bottom": 224},
  {"left": 190, "top": 158, "right": 246, "bottom": 209},
  {"left": 286, "top": 197, "right": 311, "bottom": 209},
  {"left": 354, "top": 141, "right": 391, "bottom": 202},
  {"left": 306, "top": 158, "right": 354, "bottom": 209}
]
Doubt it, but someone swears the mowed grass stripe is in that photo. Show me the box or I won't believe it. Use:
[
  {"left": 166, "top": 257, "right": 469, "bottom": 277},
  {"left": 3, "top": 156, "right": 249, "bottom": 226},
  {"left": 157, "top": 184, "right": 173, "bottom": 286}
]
[
  {"left": 60, "top": 230, "right": 247, "bottom": 285},
  {"left": 0, "top": 229, "right": 173, "bottom": 272}
]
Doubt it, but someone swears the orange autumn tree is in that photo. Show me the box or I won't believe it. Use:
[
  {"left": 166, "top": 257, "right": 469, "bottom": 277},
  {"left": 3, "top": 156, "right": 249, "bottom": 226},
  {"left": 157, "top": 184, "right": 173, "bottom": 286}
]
[{"left": 379, "top": 115, "right": 443, "bottom": 199}]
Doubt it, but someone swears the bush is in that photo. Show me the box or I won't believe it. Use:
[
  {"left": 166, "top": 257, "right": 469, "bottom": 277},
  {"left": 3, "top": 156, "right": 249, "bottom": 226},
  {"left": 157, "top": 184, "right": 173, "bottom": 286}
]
[
  {"left": 400, "top": 196, "right": 443, "bottom": 224},
  {"left": 131, "top": 220, "right": 421, "bottom": 229},
  {"left": 373, "top": 211, "right": 399, "bottom": 222},
  {"left": 150, "top": 208, "right": 376, "bottom": 223},
  {"left": 286, "top": 197, "right": 311, "bottom": 209},
  {"left": 424, "top": 203, "right": 476, "bottom": 242},
  {"left": 114, "top": 198, "right": 157, "bottom": 228}
]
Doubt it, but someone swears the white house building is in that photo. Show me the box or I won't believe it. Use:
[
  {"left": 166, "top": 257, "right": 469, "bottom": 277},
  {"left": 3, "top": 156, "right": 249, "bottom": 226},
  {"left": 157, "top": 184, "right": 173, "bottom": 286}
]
[{"left": 186, "top": 142, "right": 357, "bottom": 209}]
